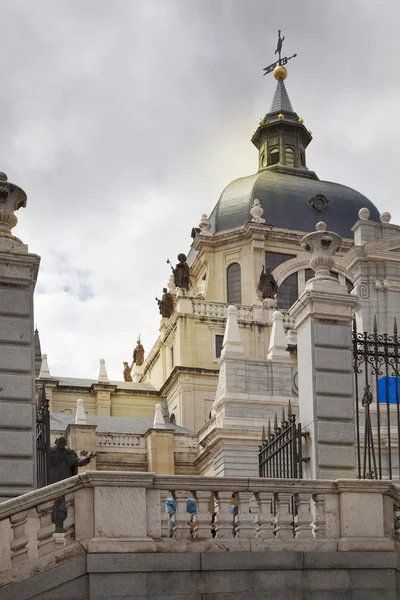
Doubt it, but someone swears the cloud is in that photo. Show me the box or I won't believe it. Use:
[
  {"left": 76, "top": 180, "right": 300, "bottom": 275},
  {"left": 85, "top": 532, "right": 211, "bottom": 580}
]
[{"left": 0, "top": 0, "right": 399, "bottom": 379}]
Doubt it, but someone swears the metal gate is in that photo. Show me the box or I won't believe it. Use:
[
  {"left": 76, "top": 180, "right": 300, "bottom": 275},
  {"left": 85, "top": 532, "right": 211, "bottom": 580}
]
[
  {"left": 353, "top": 317, "right": 400, "bottom": 479},
  {"left": 259, "top": 402, "right": 305, "bottom": 478},
  {"left": 36, "top": 384, "right": 51, "bottom": 488}
]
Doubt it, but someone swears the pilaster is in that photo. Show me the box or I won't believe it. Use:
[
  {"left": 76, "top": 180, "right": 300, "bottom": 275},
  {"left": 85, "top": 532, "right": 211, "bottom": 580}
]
[{"left": 0, "top": 172, "right": 40, "bottom": 501}]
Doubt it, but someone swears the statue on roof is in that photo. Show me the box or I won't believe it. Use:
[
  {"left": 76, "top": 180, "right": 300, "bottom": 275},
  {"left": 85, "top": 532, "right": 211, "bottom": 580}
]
[
  {"left": 156, "top": 287, "right": 174, "bottom": 318},
  {"left": 123, "top": 361, "right": 133, "bottom": 382},
  {"left": 133, "top": 335, "right": 145, "bottom": 367},
  {"left": 168, "top": 254, "right": 190, "bottom": 291},
  {"left": 257, "top": 266, "right": 278, "bottom": 299}
]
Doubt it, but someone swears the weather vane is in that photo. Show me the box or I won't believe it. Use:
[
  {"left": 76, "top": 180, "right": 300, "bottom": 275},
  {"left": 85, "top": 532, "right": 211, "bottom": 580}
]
[{"left": 263, "top": 30, "right": 297, "bottom": 76}]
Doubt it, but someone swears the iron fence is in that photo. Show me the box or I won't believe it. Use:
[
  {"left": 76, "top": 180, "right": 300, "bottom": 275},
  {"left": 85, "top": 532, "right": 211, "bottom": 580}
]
[
  {"left": 353, "top": 317, "right": 400, "bottom": 480},
  {"left": 259, "top": 402, "right": 305, "bottom": 478},
  {"left": 36, "top": 384, "right": 51, "bottom": 488}
]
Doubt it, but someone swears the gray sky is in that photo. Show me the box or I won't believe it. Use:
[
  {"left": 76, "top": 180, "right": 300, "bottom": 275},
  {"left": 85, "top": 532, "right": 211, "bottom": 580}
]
[{"left": 2, "top": 0, "right": 399, "bottom": 379}]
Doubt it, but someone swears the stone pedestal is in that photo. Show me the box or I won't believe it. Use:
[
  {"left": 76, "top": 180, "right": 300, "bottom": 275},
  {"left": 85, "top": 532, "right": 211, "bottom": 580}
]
[
  {"left": 66, "top": 424, "right": 98, "bottom": 472},
  {"left": 290, "top": 278, "right": 358, "bottom": 480},
  {"left": 290, "top": 222, "right": 358, "bottom": 480},
  {"left": 0, "top": 172, "right": 40, "bottom": 501},
  {"left": 145, "top": 429, "right": 175, "bottom": 474}
]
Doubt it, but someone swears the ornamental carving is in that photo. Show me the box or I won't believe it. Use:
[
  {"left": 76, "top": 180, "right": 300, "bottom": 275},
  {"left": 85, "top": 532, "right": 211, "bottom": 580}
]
[
  {"left": 301, "top": 221, "right": 341, "bottom": 280},
  {"left": 308, "top": 194, "right": 329, "bottom": 213}
]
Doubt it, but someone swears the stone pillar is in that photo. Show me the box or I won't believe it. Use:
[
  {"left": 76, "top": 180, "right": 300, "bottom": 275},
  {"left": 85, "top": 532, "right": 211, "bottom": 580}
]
[
  {"left": 144, "top": 404, "right": 175, "bottom": 474},
  {"left": 0, "top": 172, "right": 40, "bottom": 501},
  {"left": 290, "top": 222, "right": 358, "bottom": 480}
]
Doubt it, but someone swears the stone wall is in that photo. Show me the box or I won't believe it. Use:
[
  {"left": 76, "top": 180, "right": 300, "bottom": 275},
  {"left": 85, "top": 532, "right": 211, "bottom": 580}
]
[{"left": 3, "top": 551, "right": 399, "bottom": 600}]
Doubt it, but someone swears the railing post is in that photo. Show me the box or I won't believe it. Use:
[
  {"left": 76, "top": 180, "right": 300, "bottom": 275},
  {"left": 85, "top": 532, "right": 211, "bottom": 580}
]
[
  {"left": 274, "top": 493, "right": 293, "bottom": 539},
  {"left": 36, "top": 500, "right": 57, "bottom": 556},
  {"left": 311, "top": 493, "right": 326, "bottom": 539},
  {"left": 173, "top": 491, "right": 191, "bottom": 539},
  {"left": 10, "top": 511, "right": 29, "bottom": 566},
  {"left": 254, "top": 491, "right": 274, "bottom": 539},
  {"left": 235, "top": 492, "right": 254, "bottom": 539},
  {"left": 215, "top": 491, "right": 234, "bottom": 538},
  {"left": 193, "top": 490, "right": 212, "bottom": 539},
  {"left": 294, "top": 493, "right": 313, "bottom": 538}
]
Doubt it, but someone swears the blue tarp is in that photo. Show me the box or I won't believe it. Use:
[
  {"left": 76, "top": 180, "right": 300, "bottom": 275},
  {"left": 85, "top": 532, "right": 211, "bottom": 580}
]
[{"left": 378, "top": 376, "right": 400, "bottom": 404}]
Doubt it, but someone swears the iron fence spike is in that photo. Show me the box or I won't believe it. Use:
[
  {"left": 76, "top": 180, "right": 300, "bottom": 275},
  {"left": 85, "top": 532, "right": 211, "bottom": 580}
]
[
  {"left": 288, "top": 398, "right": 292, "bottom": 418},
  {"left": 282, "top": 406, "right": 285, "bottom": 424},
  {"left": 262, "top": 425, "right": 266, "bottom": 441},
  {"left": 373, "top": 315, "right": 378, "bottom": 333},
  {"left": 395, "top": 317, "right": 398, "bottom": 336},
  {"left": 274, "top": 413, "right": 278, "bottom": 431},
  {"left": 267, "top": 419, "right": 271, "bottom": 437}
]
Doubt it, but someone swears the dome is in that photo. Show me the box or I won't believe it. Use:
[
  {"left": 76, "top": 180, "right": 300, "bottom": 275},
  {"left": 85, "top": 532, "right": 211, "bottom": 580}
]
[{"left": 209, "top": 169, "right": 380, "bottom": 239}]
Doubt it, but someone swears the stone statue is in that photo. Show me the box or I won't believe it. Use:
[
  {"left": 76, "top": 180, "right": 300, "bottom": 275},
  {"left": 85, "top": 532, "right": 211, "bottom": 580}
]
[
  {"left": 156, "top": 288, "right": 174, "bottom": 318},
  {"left": 49, "top": 436, "right": 96, "bottom": 532},
  {"left": 168, "top": 254, "right": 190, "bottom": 291},
  {"left": 133, "top": 336, "right": 145, "bottom": 366},
  {"left": 257, "top": 266, "right": 278, "bottom": 299},
  {"left": 123, "top": 361, "right": 133, "bottom": 382}
]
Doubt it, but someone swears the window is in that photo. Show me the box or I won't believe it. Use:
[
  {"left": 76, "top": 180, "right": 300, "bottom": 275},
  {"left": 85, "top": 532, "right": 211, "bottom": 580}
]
[
  {"left": 260, "top": 151, "right": 266, "bottom": 167},
  {"left": 170, "top": 413, "right": 176, "bottom": 425},
  {"left": 269, "top": 148, "right": 279, "bottom": 165},
  {"left": 305, "top": 268, "right": 314, "bottom": 282},
  {"left": 170, "top": 346, "right": 174, "bottom": 368},
  {"left": 300, "top": 151, "right": 306, "bottom": 167},
  {"left": 215, "top": 334, "right": 224, "bottom": 359},
  {"left": 265, "top": 251, "right": 296, "bottom": 272},
  {"left": 227, "top": 263, "right": 242, "bottom": 304},
  {"left": 277, "top": 272, "right": 299, "bottom": 310},
  {"left": 285, "top": 147, "right": 295, "bottom": 168}
]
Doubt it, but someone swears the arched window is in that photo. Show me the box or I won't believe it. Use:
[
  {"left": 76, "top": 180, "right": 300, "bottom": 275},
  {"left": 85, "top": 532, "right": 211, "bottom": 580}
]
[
  {"left": 170, "top": 413, "right": 176, "bottom": 425},
  {"left": 269, "top": 148, "right": 279, "bottom": 165},
  {"left": 227, "top": 263, "right": 242, "bottom": 304},
  {"left": 285, "top": 147, "right": 295, "bottom": 168},
  {"left": 277, "top": 272, "right": 299, "bottom": 310}
]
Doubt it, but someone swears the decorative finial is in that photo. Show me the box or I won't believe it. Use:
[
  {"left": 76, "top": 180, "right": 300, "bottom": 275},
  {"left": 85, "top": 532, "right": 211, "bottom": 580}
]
[
  {"left": 98, "top": 358, "right": 110, "bottom": 384},
  {"left": 380, "top": 212, "right": 391, "bottom": 224},
  {"left": 199, "top": 213, "right": 212, "bottom": 236},
  {"left": 153, "top": 403, "right": 167, "bottom": 429},
  {"left": 301, "top": 222, "right": 342, "bottom": 281},
  {"left": 250, "top": 199, "right": 265, "bottom": 223},
  {"left": 263, "top": 30, "right": 297, "bottom": 77},
  {"left": 278, "top": 113, "right": 284, "bottom": 120},
  {"left": 38, "top": 354, "right": 51, "bottom": 379},
  {"left": 298, "top": 117, "right": 304, "bottom": 124},
  {"left": 358, "top": 207, "right": 370, "bottom": 221},
  {"left": 75, "top": 399, "right": 88, "bottom": 425}
]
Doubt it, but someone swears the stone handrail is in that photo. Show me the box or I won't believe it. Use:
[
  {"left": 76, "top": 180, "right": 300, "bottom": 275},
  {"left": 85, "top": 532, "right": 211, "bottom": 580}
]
[
  {"left": 0, "top": 472, "right": 398, "bottom": 589},
  {"left": 192, "top": 300, "right": 253, "bottom": 321}
]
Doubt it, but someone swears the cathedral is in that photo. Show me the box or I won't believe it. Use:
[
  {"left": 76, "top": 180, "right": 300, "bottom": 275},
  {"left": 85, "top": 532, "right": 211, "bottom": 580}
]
[{"left": 35, "top": 55, "right": 400, "bottom": 479}]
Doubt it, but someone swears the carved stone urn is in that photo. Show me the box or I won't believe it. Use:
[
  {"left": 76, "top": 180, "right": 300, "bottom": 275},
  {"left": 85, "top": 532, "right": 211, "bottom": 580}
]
[
  {"left": 0, "top": 171, "right": 27, "bottom": 249},
  {"left": 301, "top": 221, "right": 342, "bottom": 281}
]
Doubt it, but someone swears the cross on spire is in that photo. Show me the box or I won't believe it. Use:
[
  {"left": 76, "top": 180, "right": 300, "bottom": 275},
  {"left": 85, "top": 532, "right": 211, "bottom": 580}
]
[{"left": 263, "top": 30, "right": 297, "bottom": 76}]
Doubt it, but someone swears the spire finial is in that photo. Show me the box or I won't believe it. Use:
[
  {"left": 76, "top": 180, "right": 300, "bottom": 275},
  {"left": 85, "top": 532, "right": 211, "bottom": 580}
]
[{"left": 263, "top": 30, "right": 297, "bottom": 78}]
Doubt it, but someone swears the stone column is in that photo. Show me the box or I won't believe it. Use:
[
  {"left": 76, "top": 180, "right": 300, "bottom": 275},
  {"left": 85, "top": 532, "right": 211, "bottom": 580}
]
[
  {"left": 145, "top": 404, "right": 175, "bottom": 474},
  {"left": 0, "top": 172, "right": 40, "bottom": 501},
  {"left": 290, "top": 222, "right": 358, "bottom": 479}
]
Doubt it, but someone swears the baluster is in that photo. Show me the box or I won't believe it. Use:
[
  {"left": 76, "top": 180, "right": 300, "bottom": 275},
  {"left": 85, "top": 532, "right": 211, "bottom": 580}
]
[
  {"left": 160, "top": 490, "right": 171, "bottom": 538},
  {"left": 254, "top": 492, "right": 275, "bottom": 539},
  {"left": 174, "top": 491, "right": 191, "bottom": 539},
  {"left": 36, "top": 500, "right": 57, "bottom": 556},
  {"left": 311, "top": 494, "right": 326, "bottom": 538},
  {"left": 193, "top": 490, "right": 211, "bottom": 538},
  {"left": 294, "top": 493, "right": 313, "bottom": 538},
  {"left": 215, "top": 491, "right": 234, "bottom": 538},
  {"left": 274, "top": 493, "right": 294, "bottom": 539},
  {"left": 235, "top": 492, "right": 254, "bottom": 539},
  {"left": 10, "top": 511, "right": 29, "bottom": 566},
  {"left": 63, "top": 492, "right": 75, "bottom": 545}
]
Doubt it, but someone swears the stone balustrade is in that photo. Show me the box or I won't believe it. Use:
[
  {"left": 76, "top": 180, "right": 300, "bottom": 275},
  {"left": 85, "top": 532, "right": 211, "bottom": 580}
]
[
  {"left": 192, "top": 300, "right": 253, "bottom": 321},
  {"left": 0, "top": 472, "right": 399, "bottom": 589}
]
